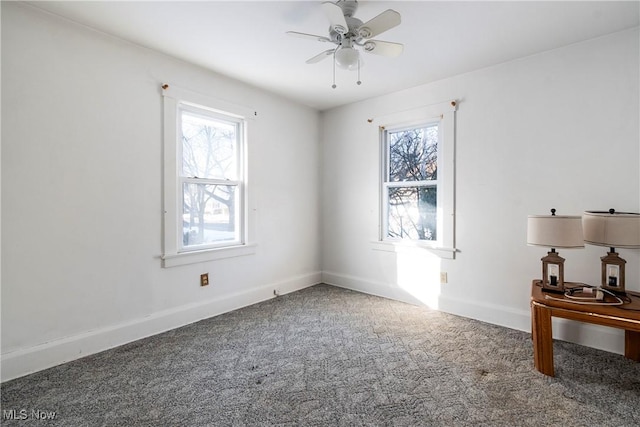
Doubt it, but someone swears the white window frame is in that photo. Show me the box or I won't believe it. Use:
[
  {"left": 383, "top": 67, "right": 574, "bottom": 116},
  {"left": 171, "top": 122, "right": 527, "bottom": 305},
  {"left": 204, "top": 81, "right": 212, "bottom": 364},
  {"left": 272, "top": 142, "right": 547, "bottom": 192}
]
[
  {"left": 162, "top": 86, "right": 256, "bottom": 267},
  {"left": 178, "top": 104, "right": 244, "bottom": 252},
  {"left": 372, "top": 100, "right": 457, "bottom": 259},
  {"left": 381, "top": 121, "right": 441, "bottom": 242}
]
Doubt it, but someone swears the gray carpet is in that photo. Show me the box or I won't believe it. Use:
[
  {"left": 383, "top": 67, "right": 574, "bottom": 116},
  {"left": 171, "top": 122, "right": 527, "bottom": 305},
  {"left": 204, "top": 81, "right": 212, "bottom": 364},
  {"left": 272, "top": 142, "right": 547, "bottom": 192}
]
[{"left": 1, "top": 284, "right": 639, "bottom": 426}]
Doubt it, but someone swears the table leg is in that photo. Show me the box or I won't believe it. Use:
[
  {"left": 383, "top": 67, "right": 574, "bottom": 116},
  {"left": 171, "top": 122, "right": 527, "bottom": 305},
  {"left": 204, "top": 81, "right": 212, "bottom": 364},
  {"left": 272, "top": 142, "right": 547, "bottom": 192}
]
[
  {"left": 532, "top": 303, "right": 554, "bottom": 376},
  {"left": 625, "top": 330, "right": 640, "bottom": 361}
]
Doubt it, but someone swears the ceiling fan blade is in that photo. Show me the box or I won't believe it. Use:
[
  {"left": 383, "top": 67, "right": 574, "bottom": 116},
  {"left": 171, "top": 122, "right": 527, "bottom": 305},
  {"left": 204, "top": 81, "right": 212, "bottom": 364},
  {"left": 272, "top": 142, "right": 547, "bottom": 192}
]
[
  {"left": 363, "top": 40, "right": 404, "bottom": 57},
  {"left": 306, "top": 49, "right": 335, "bottom": 64},
  {"left": 321, "top": 2, "right": 349, "bottom": 35},
  {"left": 357, "top": 9, "right": 401, "bottom": 39},
  {"left": 286, "top": 31, "right": 332, "bottom": 43}
]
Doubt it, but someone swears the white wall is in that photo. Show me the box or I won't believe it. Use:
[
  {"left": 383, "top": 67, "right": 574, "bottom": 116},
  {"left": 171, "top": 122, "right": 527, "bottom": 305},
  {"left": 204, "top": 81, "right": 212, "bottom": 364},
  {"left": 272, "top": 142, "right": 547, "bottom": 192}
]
[
  {"left": 321, "top": 28, "right": 639, "bottom": 353},
  {"left": 1, "top": 3, "right": 321, "bottom": 381}
]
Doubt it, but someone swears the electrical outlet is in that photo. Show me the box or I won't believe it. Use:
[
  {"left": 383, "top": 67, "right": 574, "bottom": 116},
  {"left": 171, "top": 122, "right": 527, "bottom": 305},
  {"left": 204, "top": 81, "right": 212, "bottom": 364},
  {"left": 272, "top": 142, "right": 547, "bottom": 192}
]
[
  {"left": 440, "top": 272, "right": 448, "bottom": 284},
  {"left": 200, "top": 273, "right": 209, "bottom": 287}
]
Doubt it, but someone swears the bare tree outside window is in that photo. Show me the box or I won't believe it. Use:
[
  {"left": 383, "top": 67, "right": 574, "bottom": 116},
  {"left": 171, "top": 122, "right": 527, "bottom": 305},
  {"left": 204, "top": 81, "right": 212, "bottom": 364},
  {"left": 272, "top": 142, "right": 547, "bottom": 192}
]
[
  {"left": 180, "top": 109, "right": 241, "bottom": 248},
  {"left": 385, "top": 124, "right": 438, "bottom": 240}
]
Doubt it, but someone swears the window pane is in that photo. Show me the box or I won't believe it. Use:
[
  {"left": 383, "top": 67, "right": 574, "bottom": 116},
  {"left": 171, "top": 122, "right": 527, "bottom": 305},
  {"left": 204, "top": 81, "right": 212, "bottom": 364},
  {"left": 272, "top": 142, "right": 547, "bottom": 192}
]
[
  {"left": 182, "top": 183, "right": 239, "bottom": 247},
  {"left": 181, "top": 109, "right": 238, "bottom": 180},
  {"left": 387, "top": 186, "right": 437, "bottom": 240},
  {"left": 388, "top": 125, "right": 438, "bottom": 182}
]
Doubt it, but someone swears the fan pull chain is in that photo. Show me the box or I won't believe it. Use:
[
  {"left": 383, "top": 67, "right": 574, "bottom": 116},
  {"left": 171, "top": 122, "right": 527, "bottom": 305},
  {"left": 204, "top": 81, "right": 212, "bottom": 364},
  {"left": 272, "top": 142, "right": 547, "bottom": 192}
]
[
  {"left": 332, "top": 51, "right": 337, "bottom": 89},
  {"left": 357, "top": 60, "right": 362, "bottom": 85}
]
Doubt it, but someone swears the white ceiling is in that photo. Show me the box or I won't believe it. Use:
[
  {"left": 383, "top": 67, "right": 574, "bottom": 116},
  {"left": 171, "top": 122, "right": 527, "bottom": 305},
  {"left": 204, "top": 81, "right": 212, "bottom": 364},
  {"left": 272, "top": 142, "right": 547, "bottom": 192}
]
[{"left": 28, "top": 1, "right": 639, "bottom": 111}]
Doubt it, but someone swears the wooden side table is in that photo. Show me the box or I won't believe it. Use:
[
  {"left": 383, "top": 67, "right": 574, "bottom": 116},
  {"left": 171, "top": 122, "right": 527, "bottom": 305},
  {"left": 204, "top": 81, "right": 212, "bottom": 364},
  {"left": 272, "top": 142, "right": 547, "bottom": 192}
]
[{"left": 530, "top": 280, "right": 640, "bottom": 377}]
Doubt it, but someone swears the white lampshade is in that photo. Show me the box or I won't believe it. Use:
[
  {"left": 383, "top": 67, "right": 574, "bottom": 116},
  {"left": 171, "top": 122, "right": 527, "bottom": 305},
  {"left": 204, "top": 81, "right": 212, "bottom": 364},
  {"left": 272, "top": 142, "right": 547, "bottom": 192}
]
[
  {"left": 583, "top": 211, "right": 640, "bottom": 249},
  {"left": 527, "top": 215, "right": 584, "bottom": 248}
]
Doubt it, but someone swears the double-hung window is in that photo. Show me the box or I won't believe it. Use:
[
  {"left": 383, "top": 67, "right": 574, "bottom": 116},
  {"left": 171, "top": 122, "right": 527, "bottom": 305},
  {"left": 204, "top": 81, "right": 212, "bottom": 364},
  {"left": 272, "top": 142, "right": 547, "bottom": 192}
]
[
  {"left": 162, "top": 86, "right": 254, "bottom": 267},
  {"left": 376, "top": 100, "right": 457, "bottom": 259},
  {"left": 383, "top": 123, "right": 439, "bottom": 241},
  {"left": 179, "top": 104, "right": 243, "bottom": 249}
]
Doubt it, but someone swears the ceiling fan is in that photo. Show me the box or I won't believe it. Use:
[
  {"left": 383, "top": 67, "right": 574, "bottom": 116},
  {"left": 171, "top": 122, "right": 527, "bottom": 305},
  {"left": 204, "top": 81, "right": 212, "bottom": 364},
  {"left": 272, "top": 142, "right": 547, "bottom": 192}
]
[{"left": 287, "top": 0, "right": 403, "bottom": 88}]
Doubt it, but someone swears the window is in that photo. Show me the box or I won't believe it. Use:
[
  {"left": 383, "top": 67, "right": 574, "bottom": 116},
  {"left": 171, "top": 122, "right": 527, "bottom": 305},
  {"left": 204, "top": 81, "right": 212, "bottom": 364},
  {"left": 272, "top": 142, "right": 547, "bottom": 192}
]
[
  {"left": 383, "top": 123, "right": 439, "bottom": 241},
  {"left": 376, "top": 100, "right": 457, "bottom": 258},
  {"left": 162, "top": 86, "right": 255, "bottom": 267},
  {"left": 179, "top": 105, "right": 243, "bottom": 250}
]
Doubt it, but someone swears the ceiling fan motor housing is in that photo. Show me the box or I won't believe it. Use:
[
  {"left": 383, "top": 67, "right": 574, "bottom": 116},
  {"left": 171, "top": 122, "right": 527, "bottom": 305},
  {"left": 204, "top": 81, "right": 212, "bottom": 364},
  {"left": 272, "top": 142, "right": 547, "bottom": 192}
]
[{"left": 329, "top": 16, "right": 364, "bottom": 43}]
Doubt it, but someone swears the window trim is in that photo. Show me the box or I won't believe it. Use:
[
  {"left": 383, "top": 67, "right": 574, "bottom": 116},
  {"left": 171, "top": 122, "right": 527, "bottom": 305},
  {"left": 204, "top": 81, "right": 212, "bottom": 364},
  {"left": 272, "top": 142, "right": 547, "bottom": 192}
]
[
  {"left": 162, "top": 85, "right": 256, "bottom": 267},
  {"left": 373, "top": 100, "right": 457, "bottom": 259}
]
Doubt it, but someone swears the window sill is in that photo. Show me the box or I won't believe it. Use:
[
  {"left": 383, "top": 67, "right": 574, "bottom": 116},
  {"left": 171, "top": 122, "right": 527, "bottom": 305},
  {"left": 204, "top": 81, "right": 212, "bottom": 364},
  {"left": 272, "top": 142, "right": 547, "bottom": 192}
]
[
  {"left": 370, "top": 240, "right": 457, "bottom": 259},
  {"left": 162, "top": 243, "right": 257, "bottom": 268}
]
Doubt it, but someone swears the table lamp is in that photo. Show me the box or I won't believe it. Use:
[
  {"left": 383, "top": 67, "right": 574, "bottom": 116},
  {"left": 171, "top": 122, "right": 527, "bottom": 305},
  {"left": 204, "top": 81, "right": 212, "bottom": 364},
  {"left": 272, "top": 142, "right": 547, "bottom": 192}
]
[
  {"left": 582, "top": 209, "right": 640, "bottom": 294},
  {"left": 527, "top": 209, "right": 584, "bottom": 292}
]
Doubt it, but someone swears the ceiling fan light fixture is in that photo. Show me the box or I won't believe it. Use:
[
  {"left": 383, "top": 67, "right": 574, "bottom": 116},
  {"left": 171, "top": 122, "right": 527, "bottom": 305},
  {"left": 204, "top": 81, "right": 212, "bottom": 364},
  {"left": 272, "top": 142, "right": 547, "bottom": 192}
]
[
  {"left": 335, "top": 46, "right": 360, "bottom": 70},
  {"left": 288, "top": 2, "right": 402, "bottom": 86}
]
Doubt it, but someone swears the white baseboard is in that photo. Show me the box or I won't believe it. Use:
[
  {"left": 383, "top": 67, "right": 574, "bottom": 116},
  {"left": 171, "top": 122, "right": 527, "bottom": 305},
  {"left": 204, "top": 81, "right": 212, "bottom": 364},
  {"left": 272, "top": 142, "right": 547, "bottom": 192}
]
[
  {"left": 1, "top": 272, "right": 321, "bottom": 382},
  {"left": 2, "top": 270, "right": 625, "bottom": 382},
  {"left": 322, "top": 270, "right": 625, "bottom": 356}
]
